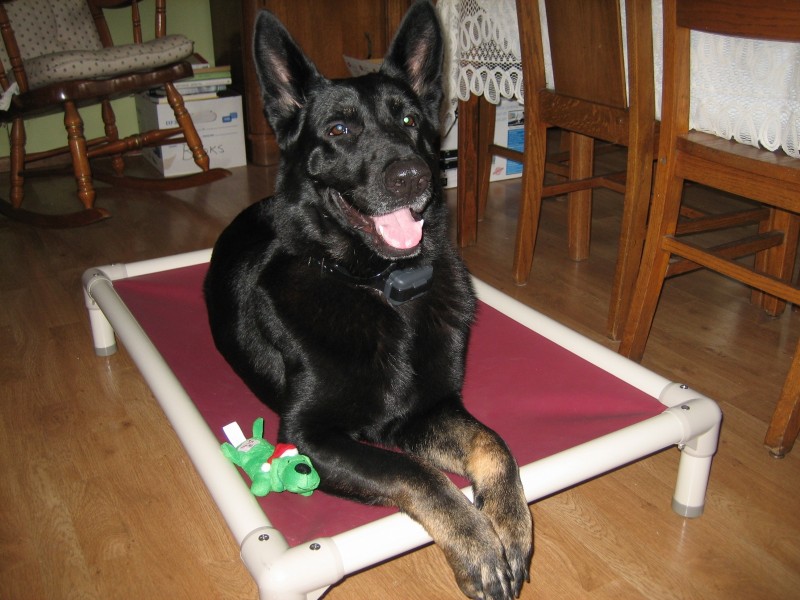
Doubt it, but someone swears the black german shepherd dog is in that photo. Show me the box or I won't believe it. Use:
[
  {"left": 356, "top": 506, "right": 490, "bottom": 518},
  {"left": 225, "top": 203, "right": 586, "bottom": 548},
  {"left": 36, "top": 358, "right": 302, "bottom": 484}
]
[{"left": 204, "top": 2, "right": 532, "bottom": 597}]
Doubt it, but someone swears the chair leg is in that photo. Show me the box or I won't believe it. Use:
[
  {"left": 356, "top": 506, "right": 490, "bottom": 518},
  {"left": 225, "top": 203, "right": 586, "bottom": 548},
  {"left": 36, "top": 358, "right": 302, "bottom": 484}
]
[
  {"left": 101, "top": 98, "right": 125, "bottom": 176},
  {"left": 163, "top": 82, "right": 210, "bottom": 172},
  {"left": 618, "top": 165, "right": 685, "bottom": 361},
  {"left": 752, "top": 209, "right": 799, "bottom": 316},
  {"left": 9, "top": 117, "right": 25, "bottom": 207},
  {"left": 567, "top": 133, "right": 594, "bottom": 262},
  {"left": 607, "top": 140, "right": 656, "bottom": 340},
  {"left": 477, "top": 96, "right": 496, "bottom": 221},
  {"left": 63, "top": 101, "right": 95, "bottom": 210},
  {"left": 512, "top": 121, "right": 549, "bottom": 284},
  {"left": 457, "top": 94, "right": 480, "bottom": 248},
  {"left": 765, "top": 339, "right": 800, "bottom": 457}
]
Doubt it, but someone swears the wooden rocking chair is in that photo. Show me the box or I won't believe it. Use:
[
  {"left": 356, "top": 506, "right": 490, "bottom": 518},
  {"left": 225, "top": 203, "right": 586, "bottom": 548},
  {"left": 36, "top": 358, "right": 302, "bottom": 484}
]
[{"left": 0, "top": 0, "right": 230, "bottom": 227}]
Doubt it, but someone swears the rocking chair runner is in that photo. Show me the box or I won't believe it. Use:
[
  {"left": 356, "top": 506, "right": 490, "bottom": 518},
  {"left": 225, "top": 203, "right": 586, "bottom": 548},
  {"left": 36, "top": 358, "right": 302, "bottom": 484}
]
[{"left": 0, "top": 0, "right": 230, "bottom": 228}]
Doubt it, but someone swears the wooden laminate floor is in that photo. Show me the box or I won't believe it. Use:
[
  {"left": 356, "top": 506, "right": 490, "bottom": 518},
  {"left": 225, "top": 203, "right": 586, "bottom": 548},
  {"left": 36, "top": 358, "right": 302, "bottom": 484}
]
[{"left": 1, "top": 158, "right": 798, "bottom": 599}]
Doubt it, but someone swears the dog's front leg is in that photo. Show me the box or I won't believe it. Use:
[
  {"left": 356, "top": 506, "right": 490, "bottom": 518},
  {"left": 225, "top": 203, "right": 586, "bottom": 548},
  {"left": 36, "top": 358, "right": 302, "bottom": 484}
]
[
  {"left": 398, "top": 407, "right": 533, "bottom": 598},
  {"left": 294, "top": 432, "right": 520, "bottom": 600}
]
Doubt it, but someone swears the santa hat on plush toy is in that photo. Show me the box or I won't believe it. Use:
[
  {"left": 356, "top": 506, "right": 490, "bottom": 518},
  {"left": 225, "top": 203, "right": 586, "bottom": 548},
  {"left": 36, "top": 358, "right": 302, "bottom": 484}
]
[{"left": 262, "top": 443, "right": 299, "bottom": 471}]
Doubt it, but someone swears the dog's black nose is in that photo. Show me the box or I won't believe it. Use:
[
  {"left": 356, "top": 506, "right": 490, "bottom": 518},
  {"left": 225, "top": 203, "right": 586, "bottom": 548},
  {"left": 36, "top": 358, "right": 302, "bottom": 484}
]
[
  {"left": 295, "top": 463, "right": 312, "bottom": 475},
  {"left": 384, "top": 159, "right": 431, "bottom": 200}
]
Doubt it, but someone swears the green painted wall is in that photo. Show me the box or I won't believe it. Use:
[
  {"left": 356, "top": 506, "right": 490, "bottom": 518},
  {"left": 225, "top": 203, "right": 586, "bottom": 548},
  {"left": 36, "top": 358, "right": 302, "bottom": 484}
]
[{"left": 0, "top": 0, "right": 214, "bottom": 156}]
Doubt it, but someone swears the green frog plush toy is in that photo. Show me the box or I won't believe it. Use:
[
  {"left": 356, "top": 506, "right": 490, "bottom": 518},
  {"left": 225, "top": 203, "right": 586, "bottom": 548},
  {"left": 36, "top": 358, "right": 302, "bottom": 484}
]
[{"left": 220, "top": 417, "right": 320, "bottom": 497}]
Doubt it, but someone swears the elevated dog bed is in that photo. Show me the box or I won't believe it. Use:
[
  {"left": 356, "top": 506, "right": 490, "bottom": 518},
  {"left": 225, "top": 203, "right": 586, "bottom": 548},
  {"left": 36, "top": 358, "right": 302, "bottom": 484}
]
[{"left": 82, "top": 249, "right": 721, "bottom": 600}]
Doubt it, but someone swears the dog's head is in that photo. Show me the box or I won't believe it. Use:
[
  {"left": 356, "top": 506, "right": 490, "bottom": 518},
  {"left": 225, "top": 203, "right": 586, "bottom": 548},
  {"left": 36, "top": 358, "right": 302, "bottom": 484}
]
[{"left": 253, "top": 1, "right": 445, "bottom": 262}]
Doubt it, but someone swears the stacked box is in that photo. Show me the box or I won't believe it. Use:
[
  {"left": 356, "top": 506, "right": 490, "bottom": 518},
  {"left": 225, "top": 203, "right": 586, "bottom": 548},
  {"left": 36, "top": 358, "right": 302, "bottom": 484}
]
[{"left": 135, "top": 94, "right": 246, "bottom": 176}]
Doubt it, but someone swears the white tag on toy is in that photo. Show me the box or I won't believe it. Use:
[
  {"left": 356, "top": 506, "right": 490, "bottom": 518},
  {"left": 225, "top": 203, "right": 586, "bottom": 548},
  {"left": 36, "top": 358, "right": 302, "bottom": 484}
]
[{"left": 223, "top": 421, "right": 246, "bottom": 447}]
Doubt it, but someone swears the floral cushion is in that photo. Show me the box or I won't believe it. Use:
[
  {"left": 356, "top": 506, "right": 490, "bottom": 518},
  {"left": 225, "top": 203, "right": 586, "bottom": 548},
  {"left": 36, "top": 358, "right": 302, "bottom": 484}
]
[{"left": 0, "top": 0, "right": 193, "bottom": 90}]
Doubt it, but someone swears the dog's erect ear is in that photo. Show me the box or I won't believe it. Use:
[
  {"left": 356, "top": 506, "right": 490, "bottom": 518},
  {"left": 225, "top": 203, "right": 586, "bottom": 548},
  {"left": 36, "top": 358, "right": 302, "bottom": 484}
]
[
  {"left": 381, "top": 0, "right": 444, "bottom": 117},
  {"left": 252, "top": 10, "right": 322, "bottom": 144}
]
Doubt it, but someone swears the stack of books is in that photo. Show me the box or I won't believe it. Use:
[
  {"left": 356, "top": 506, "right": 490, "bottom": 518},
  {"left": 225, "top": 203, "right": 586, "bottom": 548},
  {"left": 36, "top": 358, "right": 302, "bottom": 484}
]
[{"left": 147, "top": 53, "right": 232, "bottom": 104}]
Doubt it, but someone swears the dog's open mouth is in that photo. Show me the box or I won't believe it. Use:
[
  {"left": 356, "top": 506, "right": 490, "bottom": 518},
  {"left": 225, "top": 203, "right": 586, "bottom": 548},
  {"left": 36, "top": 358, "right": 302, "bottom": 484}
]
[
  {"left": 371, "top": 208, "right": 424, "bottom": 249},
  {"left": 330, "top": 191, "right": 425, "bottom": 253}
]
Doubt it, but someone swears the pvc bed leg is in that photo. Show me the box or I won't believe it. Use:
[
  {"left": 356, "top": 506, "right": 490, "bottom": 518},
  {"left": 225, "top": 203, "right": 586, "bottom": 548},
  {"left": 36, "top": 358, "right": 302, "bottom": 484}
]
[
  {"left": 662, "top": 390, "right": 722, "bottom": 518},
  {"left": 83, "top": 271, "right": 117, "bottom": 356}
]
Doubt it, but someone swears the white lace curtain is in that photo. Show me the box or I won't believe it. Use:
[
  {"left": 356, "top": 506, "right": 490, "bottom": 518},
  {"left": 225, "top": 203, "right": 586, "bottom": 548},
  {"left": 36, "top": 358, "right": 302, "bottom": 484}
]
[{"left": 436, "top": 0, "right": 800, "bottom": 158}]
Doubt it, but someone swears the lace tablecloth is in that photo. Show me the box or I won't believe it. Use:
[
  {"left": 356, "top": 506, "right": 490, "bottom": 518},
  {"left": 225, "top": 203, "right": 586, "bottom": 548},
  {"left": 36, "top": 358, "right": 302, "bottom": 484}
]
[{"left": 436, "top": 0, "right": 800, "bottom": 158}]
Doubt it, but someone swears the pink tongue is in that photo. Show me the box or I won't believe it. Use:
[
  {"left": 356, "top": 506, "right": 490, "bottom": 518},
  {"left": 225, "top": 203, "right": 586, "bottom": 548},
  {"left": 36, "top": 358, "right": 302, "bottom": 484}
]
[{"left": 372, "top": 208, "right": 423, "bottom": 249}]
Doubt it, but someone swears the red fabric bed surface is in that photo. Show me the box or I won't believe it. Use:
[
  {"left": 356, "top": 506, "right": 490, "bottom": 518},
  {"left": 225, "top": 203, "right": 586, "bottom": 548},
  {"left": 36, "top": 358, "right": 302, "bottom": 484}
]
[{"left": 114, "top": 263, "right": 663, "bottom": 546}]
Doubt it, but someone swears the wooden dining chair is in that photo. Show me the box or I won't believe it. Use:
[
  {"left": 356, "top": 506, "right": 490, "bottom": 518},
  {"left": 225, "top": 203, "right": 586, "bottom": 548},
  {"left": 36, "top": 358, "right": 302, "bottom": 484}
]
[
  {"left": 619, "top": 0, "right": 800, "bottom": 457},
  {"left": 472, "top": 0, "right": 657, "bottom": 340},
  {"left": 0, "top": 0, "right": 230, "bottom": 227}
]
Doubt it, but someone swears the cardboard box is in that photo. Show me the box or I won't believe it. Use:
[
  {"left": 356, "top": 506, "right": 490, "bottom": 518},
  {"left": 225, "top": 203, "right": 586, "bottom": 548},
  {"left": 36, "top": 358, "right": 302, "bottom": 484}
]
[
  {"left": 441, "top": 98, "right": 525, "bottom": 189},
  {"left": 135, "top": 94, "right": 246, "bottom": 176},
  {"left": 489, "top": 99, "right": 525, "bottom": 181}
]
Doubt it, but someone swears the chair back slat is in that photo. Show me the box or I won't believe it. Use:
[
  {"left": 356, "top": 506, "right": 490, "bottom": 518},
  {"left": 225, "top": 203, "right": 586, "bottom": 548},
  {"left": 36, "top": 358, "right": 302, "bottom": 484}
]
[
  {"left": 544, "top": 0, "right": 627, "bottom": 108},
  {"left": 89, "top": 1, "right": 114, "bottom": 48},
  {"left": 155, "top": 0, "right": 167, "bottom": 38},
  {"left": 0, "top": 4, "right": 26, "bottom": 92},
  {"left": 131, "top": 0, "right": 142, "bottom": 43}
]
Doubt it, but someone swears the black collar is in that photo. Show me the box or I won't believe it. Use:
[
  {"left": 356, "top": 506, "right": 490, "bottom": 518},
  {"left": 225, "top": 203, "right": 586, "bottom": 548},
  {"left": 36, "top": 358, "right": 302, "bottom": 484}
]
[{"left": 308, "top": 256, "right": 433, "bottom": 306}]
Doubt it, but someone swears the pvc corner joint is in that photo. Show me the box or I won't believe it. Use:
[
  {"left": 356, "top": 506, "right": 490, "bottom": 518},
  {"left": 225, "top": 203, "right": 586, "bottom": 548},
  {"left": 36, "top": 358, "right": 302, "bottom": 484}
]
[{"left": 241, "top": 527, "right": 344, "bottom": 600}]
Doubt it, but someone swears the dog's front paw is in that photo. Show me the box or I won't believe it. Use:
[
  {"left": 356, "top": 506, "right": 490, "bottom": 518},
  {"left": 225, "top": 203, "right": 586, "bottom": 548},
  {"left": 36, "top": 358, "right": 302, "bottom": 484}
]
[
  {"left": 499, "top": 506, "right": 533, "bottom": 597},
  {"left": 478, "top": 484, "right": 533, "bottom": 597},
  {"left": 439, "top": 509, "right": 517, "bottom": 600}
]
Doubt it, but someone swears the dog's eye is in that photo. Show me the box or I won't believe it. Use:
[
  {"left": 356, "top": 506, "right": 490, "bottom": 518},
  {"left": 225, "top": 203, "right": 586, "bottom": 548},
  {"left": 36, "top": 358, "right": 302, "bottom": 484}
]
[
  {"left": 328, "top": 123, "right": 349, "bottom": 137},
  {"left": 402, "top": 115, "right": 417, "bottom": 127}
]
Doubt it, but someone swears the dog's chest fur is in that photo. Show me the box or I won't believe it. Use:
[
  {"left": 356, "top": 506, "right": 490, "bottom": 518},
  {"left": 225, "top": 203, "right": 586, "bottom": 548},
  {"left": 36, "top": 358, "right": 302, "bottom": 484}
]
[{"left": 247, "top": 218, "right": 476, "bottom": 441}]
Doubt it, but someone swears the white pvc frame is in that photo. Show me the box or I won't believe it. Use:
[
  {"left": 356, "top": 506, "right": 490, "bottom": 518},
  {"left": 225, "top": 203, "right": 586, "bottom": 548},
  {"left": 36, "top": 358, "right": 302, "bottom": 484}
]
[{"left": 82, "top": 249, "right": 722, "bottom": 600}]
